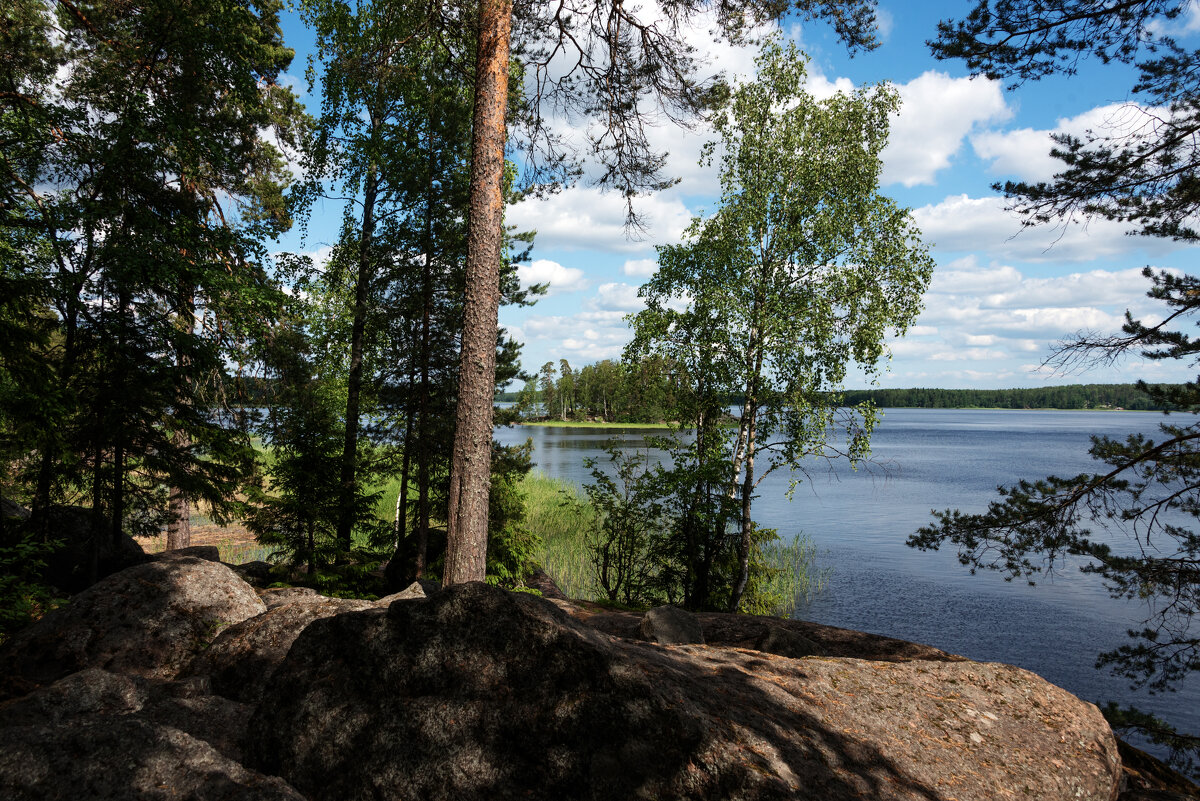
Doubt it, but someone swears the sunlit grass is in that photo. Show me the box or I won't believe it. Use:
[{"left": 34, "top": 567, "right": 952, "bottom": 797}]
[
  {"left": 520, "top": 420, "right": 675, "bottom": 429},
  {"left": 524, "top": 472, "right": 600, "bottom": 600},
  {"left": 745, "top": 533, "right": 829, "bottom": 618}
]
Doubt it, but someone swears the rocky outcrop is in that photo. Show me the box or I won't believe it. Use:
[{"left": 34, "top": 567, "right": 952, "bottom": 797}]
[
  {"left": 560, "top": 599, "right": 959, "bottom": 663},
  {"left": 0, "top": 557, "right": 264, "bottom": 689},
  {"left": 152, "top": 545, "right": 221, "bottom": 563},
  {"left": 0, "top": 666, "right": 302, "bottom": 800},
  {"left": 1, "top": 496, "right": 30, "bottom": 524},
  {"left": 36, "top": 505, "right": 149, "bottom": 593},
  {"left": 0, "top": 713, "right": 305, "bottom": 801},
  {"left": 249, "top": 582, "right": 1123, "bottom": 801},
  {"left": 185, "top": 595, "right": 374, "bottom": 705},
  {"left": 3, "top": 559, "right": 1177, "bottom": 801}
]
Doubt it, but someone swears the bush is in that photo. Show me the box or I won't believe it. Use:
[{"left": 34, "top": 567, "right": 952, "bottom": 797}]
[{"left": 0, "top": 525, "right": 61, "bottom": 645}]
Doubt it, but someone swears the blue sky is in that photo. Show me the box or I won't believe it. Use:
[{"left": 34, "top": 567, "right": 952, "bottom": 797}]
[{"left": 274, "top": 2, "right": 1200, "bottom": 390}]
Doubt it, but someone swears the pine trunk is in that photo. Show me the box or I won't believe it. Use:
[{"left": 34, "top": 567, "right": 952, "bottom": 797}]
[{"left": 444, "top": 0, "right": 512, "bottom": 586}]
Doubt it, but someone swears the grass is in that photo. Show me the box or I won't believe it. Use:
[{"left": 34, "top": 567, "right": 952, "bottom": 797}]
[
  {"left": 520, "top": 420, "right": 675, "bottom": 429},
  {"left": 522, "top": 471, "right": 829, "bottom": 616},
  {"left": 747, "top": 533, "right": 829, "bottom": 618},
  {"left": 524, "top": 471, "right": 600, "bottom": 600}
]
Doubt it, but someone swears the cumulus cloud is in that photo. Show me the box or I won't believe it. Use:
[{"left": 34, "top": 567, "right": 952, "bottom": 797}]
[
  {"left": 869, "top": 262, "right": 1186, "bottom": 386},
  {"left": 912, "top": 194, "right": 1188, "bottom": 262},
  {"left": 591, "top": 282, "right": 644, "bottom": 312},
  {"left": 971, "top": 103, "right": 1163, "bottom": 183},
  {"left": 881, "top": 72, "right": 1011, "bottom": 187},
  {"left": 516, "top": 258, "right": 589, "bottom": 295},
  {"left": 1143, "top": 1, "right": 1200, "bottom": 38},
  {"left": 507, "top": 187, "right": 693, "bottom": 254},
  {"left": 622, "top": 258, "right": 659, "bottom": 277},
  {"left": 521, "top": 312, "right": 635, "bottom": 362}
]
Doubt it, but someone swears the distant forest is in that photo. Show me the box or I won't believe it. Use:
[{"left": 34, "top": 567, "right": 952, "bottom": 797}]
[
  {"left": 496, "top": 374, "right": 1184, "bottom": 416},
  {"left": 839, "top": 384, "right": 1180, "bottom": 411}
]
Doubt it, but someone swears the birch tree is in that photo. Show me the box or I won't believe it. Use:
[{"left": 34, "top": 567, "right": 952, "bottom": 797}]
[{"left": 632, "top": 41, "right": 934, "bottom": 611}]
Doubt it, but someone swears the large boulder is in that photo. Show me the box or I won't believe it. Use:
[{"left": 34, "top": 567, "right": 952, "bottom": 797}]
[
  {"left": 1, "top": 496, "right": 30, "bottom": 525},
  {"left": 250, "top": 582, "right": 1123, "bottom": 801},
  {"left": 0, "top": 668, "right": 303, "bottom": 800},
  {"left": 185, "top": 594, "right": 375, "bottom": 704},
  {"left": 0, "top": 557, "right": 265, "bottom": 689},
  {"left": 638, "top": 604, "right": 705, "bottom": 645},
  {"left": 0, "top": 715, "right": 305, "bottom": 801}
]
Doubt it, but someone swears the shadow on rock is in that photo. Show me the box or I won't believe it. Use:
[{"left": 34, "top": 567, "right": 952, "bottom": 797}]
[{"left": 248, "top": 582, "right": 1121, "bottom": 801}]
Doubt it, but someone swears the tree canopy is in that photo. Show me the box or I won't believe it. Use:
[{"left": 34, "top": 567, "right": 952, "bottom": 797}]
[{"left": 630, "top": 40, "right": 933, "bottom": 611}]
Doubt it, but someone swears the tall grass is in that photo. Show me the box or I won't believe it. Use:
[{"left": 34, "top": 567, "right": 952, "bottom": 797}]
[
  {"left": 374, "top": 477, "right": 404, "bottom": 529},
  {"left": 745, "top": 534, "right": 829, "bottom": 618},
  {"left": 524, "top": 472, "right": 600, "bottom": 600},
  {"left": 524, "top": 471, "right": 828, "bottom": 616}
]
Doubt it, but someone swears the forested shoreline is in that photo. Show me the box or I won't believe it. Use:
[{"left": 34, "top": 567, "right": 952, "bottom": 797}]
[
  {"left": 498, "top": 377, "right": 1181, "bottom": 418},
  {"left": 838, "top": 383, "right": 1177, "bottom": 411}
]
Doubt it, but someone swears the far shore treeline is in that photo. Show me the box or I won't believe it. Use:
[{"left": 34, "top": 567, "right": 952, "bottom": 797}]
[{"left": 489, "top": 361, "right": 1180, "bottom": 418}]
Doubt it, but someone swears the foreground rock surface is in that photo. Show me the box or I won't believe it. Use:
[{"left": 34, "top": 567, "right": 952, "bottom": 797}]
[
  {"left": 0, "top": 668, "right": 301, "bottom": 800},
  {"left": 185, "top": 594, "right": 375, "bottom": 704},
  {"left": 0, "top": 557, "right": 265, "bottom": 690},
  {"left": 4, "top": 560, "right": 1187, "bottom": 801},
  {"left": 0, "top": 715, "right": 304, "bottom": 801},
  {"left": 250, "top": 582, "right": 1123, "bottom": 801}
]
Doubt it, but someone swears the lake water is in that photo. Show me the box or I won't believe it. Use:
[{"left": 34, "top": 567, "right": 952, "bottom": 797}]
[{"left": 495, "top": 408, "right": 1199, "bottom": 753}]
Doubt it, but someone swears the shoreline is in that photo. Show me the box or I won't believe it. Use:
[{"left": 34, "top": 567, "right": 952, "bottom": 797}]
[{"left": 516, "top": 406, "right": 1160, "bottom": 429}]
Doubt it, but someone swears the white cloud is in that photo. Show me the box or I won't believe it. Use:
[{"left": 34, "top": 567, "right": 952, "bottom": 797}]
[
  {"left": 517, "top": 258, "right": 589, "bottom": 295},
  {"left": 259, "top": 125, "right": 305, "bottom": 183},
  {"left": 521, "top": 312, "right": 635, "bottom": 362},
  {"left": 508, "top": 187, "right": 693, "bottom": 254},
  {"left": 979, "top": 267, "right": 1153, "bottom": 308},
  {"left": 969, "top": 127, "right": 1059, "bottom": 182},
  {"left": 912, "top": 193, "right": 1187, "bottom": 262},
  {"left": 1143, "top": 1, "right": 1200, "bottom": 38},
  {"left": 881, "top": 72, "right": 1011, "bottom": 187},
  {"left": 591, "top": 282, "right": 644, "bottom": 312},
  {"left": 805, "top": 72, "right": 858, "bottom": 101},
  {"left": 972, "top": 103, "right": 1163, "bottom": 183},
  {"left": 875, "top": 7, "right": 895, "bottom": 41},
  {"left": 866, "top": 263, "right": 1186, "bottom": 386},
  {"left": 622, "top": 258, "right": 659, "bottom": 277},
  {"left": 278, "top": 72, "right": 305, "bottom": 93},
  {"left": 514, "top": 8, "right": 765, "bottom": 200}
]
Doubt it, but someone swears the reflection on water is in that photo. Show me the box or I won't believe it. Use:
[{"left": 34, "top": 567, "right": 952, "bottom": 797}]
[{"left": 496, "top": 409, "right": 1198, "bottom": 750}]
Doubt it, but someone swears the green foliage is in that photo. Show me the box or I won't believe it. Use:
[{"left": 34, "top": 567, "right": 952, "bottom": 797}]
[
  {"left": 1, "top": 0, "right": 301, "bottom": 545},
  {"left": 839, "top": 384, "right": 1179, "bottom": 411},
  {"left": 581, "top": 442, "right": 670, "bottom": 606},
  {"left": 520, "top": 357, "right": 683, "bottom": 424},
  {"left": 575, "top": 435, "right": 829, "bottom": 615},
  {"left": 526, "top": 473, "right": 599, "bottom": 600},
  {"left": 1101, "top": 703, "right": 1200, "bottom": 778},
  {"left": 486, "top": 441, "right": 541, "bottom": 588},
  {"left": 246, "top": 323, "right": 389, "bottom": 574},
  {"left": 740, "top": 532, "right": 828, "bottom": 618},
  {"left": 630, "top": 40, "right": 931, "bottom": 611},
  {"left": 0, "top": 527, "right": 61, "bottom": 645}
]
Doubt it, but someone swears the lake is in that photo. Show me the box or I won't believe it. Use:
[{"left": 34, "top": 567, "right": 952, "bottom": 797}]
[{"left": 495, "top": 408, "right": 1198, "bottom": 754}]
